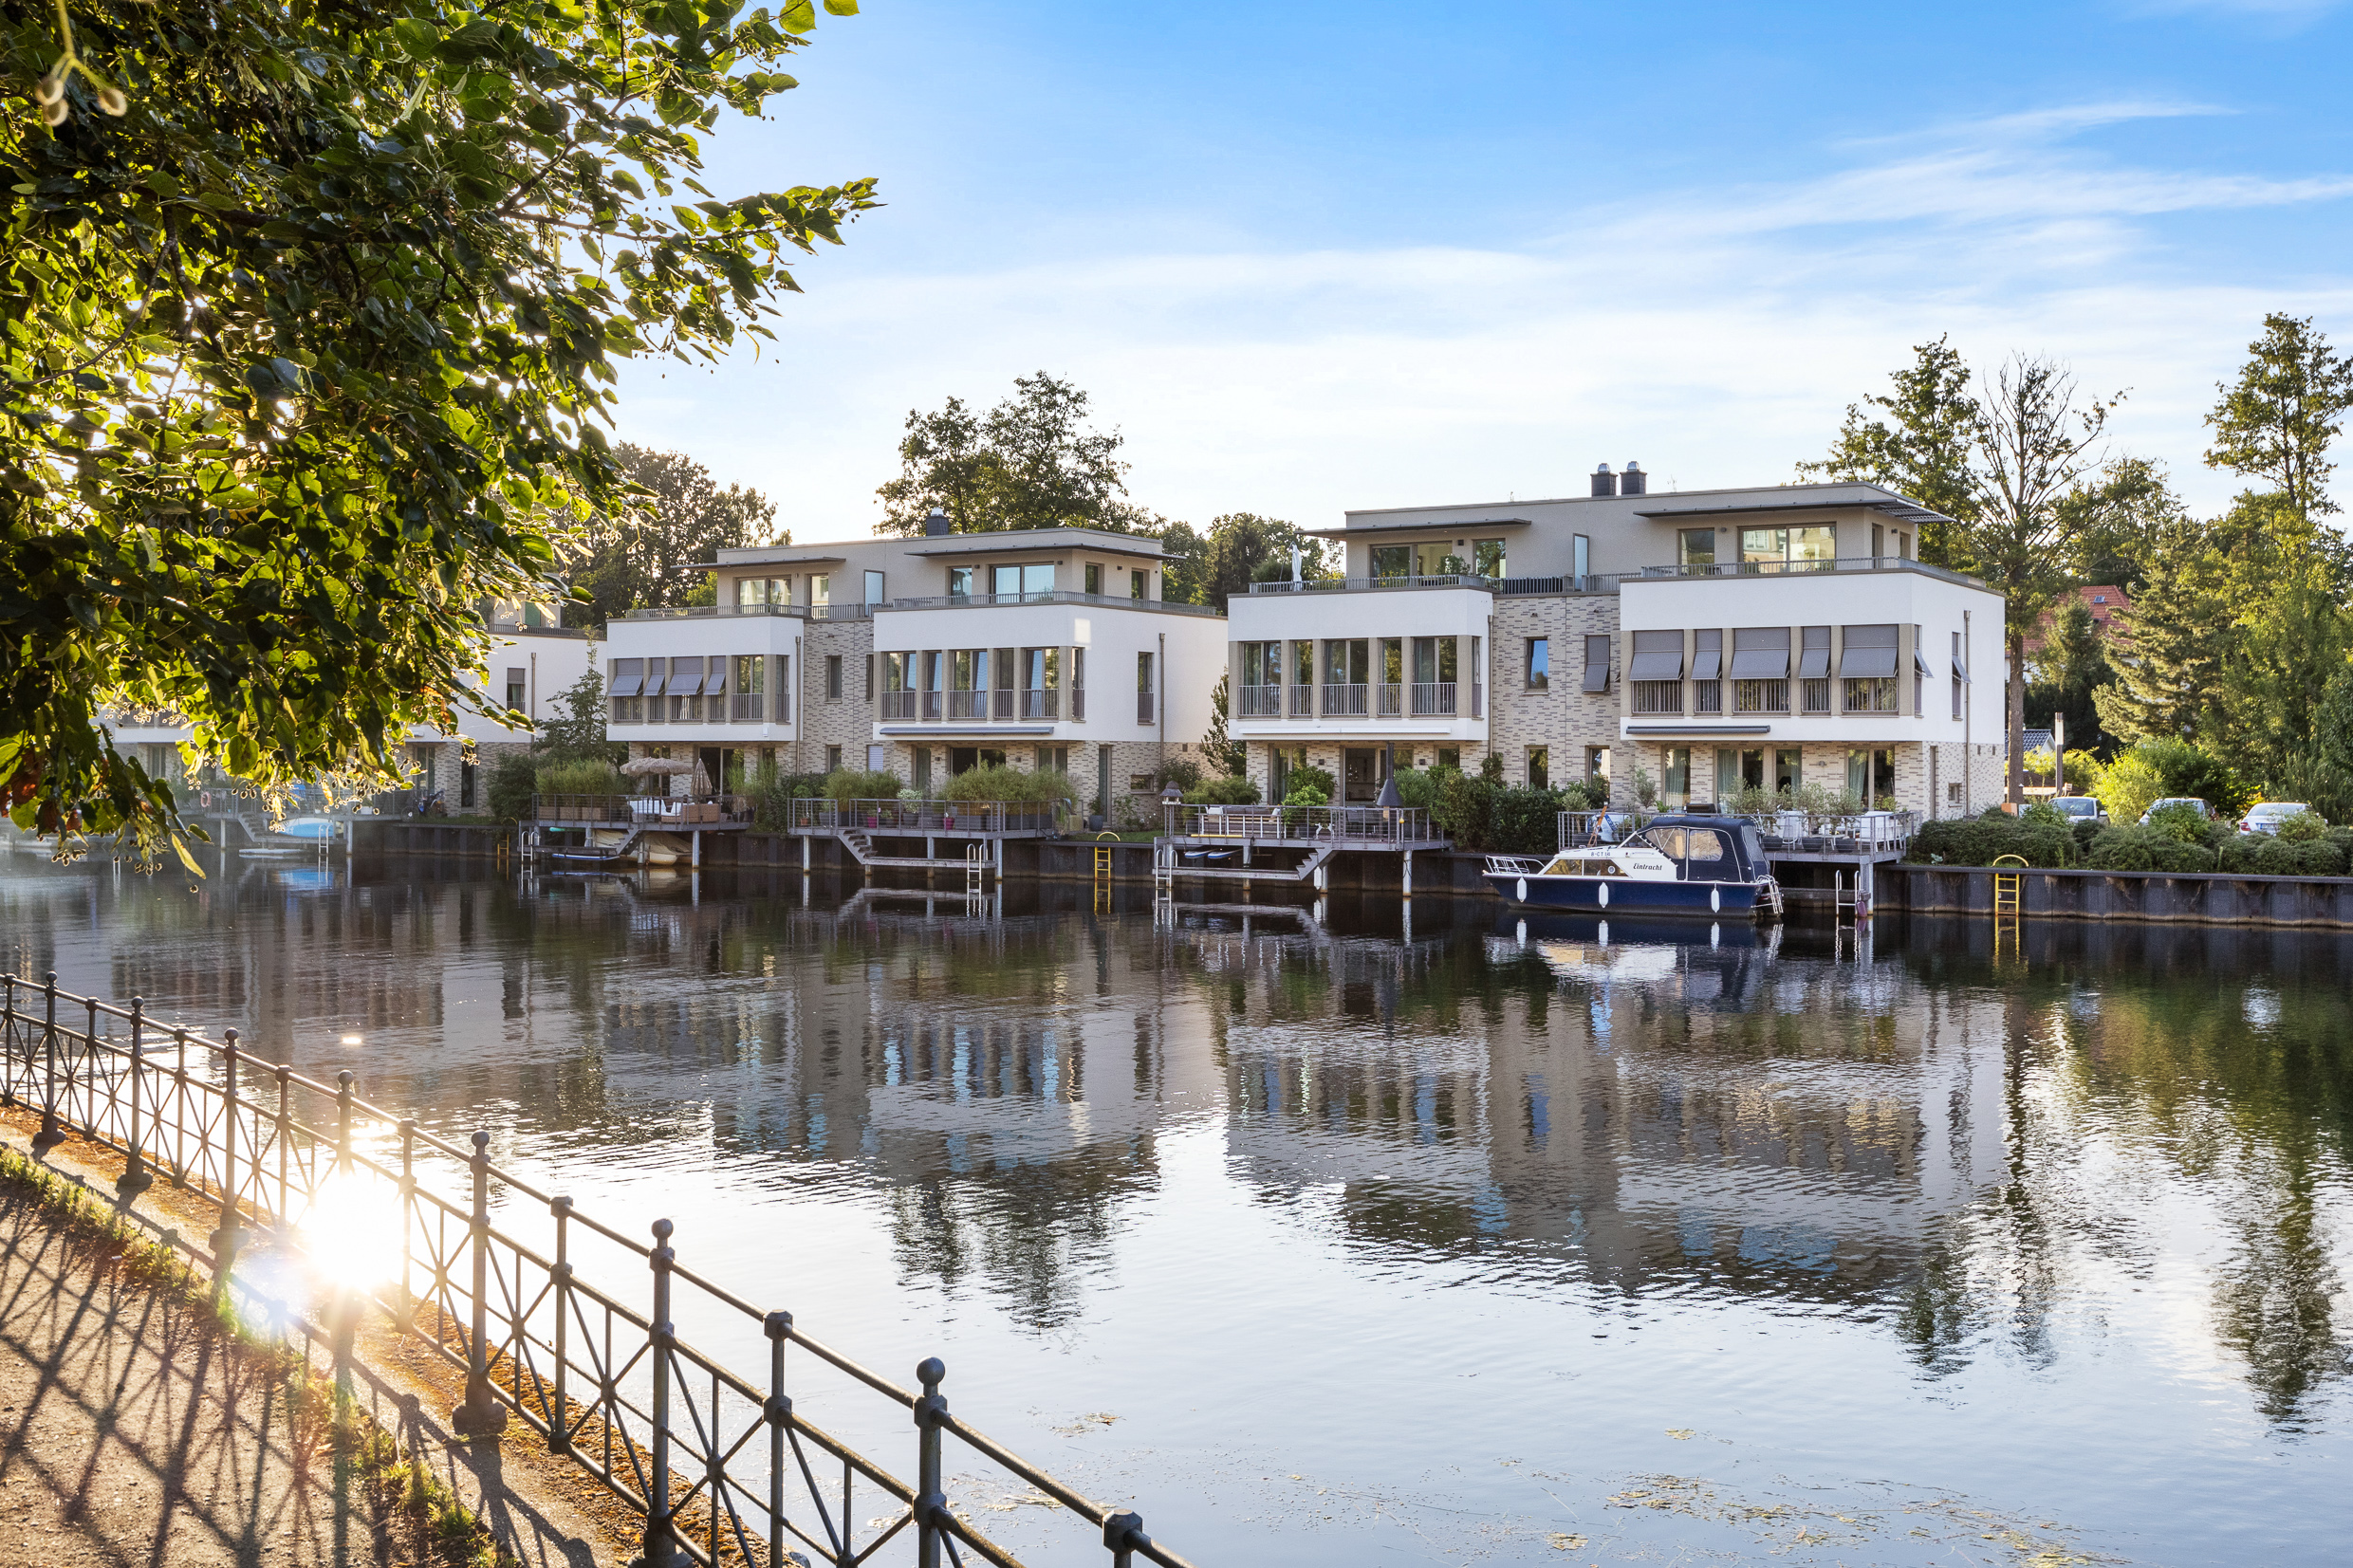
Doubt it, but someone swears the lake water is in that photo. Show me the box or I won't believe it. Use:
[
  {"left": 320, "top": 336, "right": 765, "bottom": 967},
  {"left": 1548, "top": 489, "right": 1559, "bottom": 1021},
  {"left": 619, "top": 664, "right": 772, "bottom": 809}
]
[{"left": 2, "top": 851, "right": 2348, "bottom": 1566}]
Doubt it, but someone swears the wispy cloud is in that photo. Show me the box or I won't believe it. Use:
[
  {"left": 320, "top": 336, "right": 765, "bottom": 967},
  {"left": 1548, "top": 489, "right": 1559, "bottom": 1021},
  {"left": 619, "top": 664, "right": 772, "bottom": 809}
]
[{"left": 617, "top": 101, "right": 2353, "bottom": 535}]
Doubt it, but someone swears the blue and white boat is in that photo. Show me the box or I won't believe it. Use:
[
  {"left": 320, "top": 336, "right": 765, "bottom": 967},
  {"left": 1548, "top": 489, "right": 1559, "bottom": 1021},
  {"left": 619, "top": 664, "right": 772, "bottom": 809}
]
[{"left": 1482, "top": 813, "right": 1782, "bottom": 918}]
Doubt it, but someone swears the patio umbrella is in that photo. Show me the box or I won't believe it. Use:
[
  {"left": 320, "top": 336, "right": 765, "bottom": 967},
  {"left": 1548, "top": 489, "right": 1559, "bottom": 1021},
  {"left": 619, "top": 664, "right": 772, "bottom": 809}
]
[{"left": 621, "top": 757, "right": 695, "bottom": 776}]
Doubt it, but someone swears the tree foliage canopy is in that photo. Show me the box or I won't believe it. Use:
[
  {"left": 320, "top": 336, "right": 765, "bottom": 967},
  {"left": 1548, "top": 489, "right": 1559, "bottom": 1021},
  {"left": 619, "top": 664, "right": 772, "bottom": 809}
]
[
  {"left": 2204, "top": 312, "right": 2353, "bottom": 526},
  {"left": 0, "top": 0, "right": 873, "bottom": 861},
  {"left": 569, "top": 444, "right": 780, "bottom": 630},
  {"left": 875, "top": 372, "right": 1135, "bottom": 534}
]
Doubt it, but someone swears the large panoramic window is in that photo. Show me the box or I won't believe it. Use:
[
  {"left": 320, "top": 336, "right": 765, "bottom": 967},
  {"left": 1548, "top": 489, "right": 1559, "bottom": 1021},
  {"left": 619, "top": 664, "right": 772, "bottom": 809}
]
[
  {"left": 1677, "top": 528, "right": 1715, "bottom": 566},
  {"left": 1372, "top": 545, "right": 1410, "bottom": 581},
  {"left": 1473, "top": 539, "right": 1508, "bottom": 578}
]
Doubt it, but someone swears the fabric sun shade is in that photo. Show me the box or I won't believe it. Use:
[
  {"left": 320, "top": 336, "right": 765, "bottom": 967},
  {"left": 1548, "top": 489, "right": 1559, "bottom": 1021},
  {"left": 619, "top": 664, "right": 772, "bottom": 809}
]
[
  {"left": 1729, "top": 627, "right": 1789, "bottom": 679},
  {"left": 1690, "top": 629, "right": 1722, "bottom": 681},
  {"left": 1839, "top": 624, "right": 1899, "bottom": 678},
  {"left": 607, "top": 660, "right": 644, "bottom": 697},
  {"left": 1627, "top": 631, "right": 1684, "bottom": 682},
  {"left": 669, "top": 657, "right": 705, "bottom": 696},
  {"left": 1797, "top": 627, "right": 1830, "bottom": 679}
]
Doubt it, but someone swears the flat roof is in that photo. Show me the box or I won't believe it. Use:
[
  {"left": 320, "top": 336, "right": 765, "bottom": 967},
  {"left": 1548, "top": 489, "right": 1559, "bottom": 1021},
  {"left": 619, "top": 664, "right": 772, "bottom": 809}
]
[
  {"left": 902, "top": 527, "right": 1170, "bottom": 561},
  {"left": 1303, "top": 517, "right": 1533, "bottom": 540},
  {"left": 1340, "top": 482, "right": 1956, "bottom": 531}
]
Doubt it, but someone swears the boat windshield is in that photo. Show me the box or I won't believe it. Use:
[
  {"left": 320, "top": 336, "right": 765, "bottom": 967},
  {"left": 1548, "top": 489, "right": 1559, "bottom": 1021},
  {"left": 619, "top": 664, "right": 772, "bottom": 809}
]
[{"left": 1683, "top": 829, "right": 1728, "bottom": 863}]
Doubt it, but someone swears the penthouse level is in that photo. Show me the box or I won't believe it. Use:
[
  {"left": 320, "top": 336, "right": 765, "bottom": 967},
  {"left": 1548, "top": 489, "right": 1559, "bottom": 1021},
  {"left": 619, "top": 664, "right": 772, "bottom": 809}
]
[
  {"left": 602, "top": 515, "right": 1226, "bottom": 815},
  {"left": 1224, "top": 473, "right": 2009, "bottom": 817}
]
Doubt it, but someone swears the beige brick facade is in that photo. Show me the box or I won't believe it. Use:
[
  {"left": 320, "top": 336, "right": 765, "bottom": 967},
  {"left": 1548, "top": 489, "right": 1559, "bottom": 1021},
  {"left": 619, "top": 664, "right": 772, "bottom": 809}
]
[
  {"left": 789, "top": 619, "right": 879, "bottom": 774},
  {"left": 1485, "top": 594, "right": 1624, "bottom": 792}
]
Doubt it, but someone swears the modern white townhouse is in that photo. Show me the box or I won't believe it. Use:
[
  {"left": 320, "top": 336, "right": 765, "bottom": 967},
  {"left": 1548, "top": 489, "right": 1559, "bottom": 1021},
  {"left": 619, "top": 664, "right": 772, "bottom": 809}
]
[
  {"left": 102, "top": 598, "right": 594, "bottom": 812},
  {"left": 1224, "top": 468, "right": 2009, "bottom": 817},
  {"left": 602, "top": 514, "right": 1225, "bottom": 816}
]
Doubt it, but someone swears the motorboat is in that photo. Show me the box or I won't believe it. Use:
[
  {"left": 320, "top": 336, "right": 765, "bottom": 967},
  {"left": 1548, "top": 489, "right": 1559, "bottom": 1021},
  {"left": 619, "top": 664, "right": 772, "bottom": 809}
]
[{"left": 1483, "top": 813, "right": 1782, "bottom": 918}]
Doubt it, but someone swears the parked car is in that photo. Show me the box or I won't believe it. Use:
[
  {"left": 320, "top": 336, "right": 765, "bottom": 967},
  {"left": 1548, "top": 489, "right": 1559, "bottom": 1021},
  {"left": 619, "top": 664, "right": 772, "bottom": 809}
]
[
  {"left": 2050, "top": 796, "right": 2106, "bottom": 827},
  {"left": 2139, "top": 797, "right": 2211, "bottom": 825},
  {"left": 2239, "top": 802, "right": 2313, "bottom": 835}
]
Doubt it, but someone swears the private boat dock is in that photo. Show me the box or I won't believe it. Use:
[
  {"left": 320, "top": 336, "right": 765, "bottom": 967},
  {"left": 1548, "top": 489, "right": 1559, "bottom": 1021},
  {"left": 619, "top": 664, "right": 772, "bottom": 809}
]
[
  {"left": 776, "top": 796, "right": 1061, "bottom": 878},
  {"left": 1557, "top": 808, "right": 1918, "bottom": 917},
  {"left": 1153, "top": 802, "right": 1451, "bottom": 895},
  {"left": 523, "top": 791, "right": 754, "bottom": 869}
]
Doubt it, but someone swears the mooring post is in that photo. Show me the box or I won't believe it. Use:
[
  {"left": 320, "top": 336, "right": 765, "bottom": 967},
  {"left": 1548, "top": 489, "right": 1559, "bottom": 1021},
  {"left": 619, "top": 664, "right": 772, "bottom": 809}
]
[
  {"left": 916, "top": 1356, "right": 948, "bottom": 1567},
  {"left": 117, "top": 997, "right": 153, "bottom": 1201},
  {"left": 453, "top": 1130, "right": 509, "bottom": 1435},
  {"left": 765, "top": 1309, "right": 792, "bottom": 1568},
  {"left": 646, "top": 1217, "right": 676, "bottom": 1567},
  {"left": 32, "top": 971, "right": 65, "bottom": 1151},
  {"left": 550, "top": 1195, "right": 574, "bottom": 1454},
  {"left": 213, "top": 1029, "right": 242, "bottom": 1302}
]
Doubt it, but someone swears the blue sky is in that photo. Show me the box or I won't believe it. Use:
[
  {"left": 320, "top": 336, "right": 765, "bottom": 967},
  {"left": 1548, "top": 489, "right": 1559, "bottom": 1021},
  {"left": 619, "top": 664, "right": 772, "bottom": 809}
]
[{"left": 612, "top": 0, "right": 2353, "bottom": 539}]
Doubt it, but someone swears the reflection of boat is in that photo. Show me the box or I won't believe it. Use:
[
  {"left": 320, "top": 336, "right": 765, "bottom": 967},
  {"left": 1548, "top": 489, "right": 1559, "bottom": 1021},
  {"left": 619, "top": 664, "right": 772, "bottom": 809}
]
[
  {"left": 1484, "top": 814, "right": 1778, "bottom": 917},
  {"left": 1496, "top": 908, "right": 1762, "bottom": 950}
]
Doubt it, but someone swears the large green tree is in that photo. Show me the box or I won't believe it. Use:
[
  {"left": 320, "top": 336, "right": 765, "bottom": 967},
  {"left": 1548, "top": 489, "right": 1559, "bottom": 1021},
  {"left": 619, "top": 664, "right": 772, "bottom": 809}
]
[
  {"left": 876, "top": 372, "right": 1130, "bottom": 534},
  {"left": 2204, "top": 312, "right": 2353, "bottom": 527},
  {"left": 1798, "top": 334, "right": 1982, "bottom": 563},
  {"left": 569, "top": 444, "right": 781, "bottom": 631},
  {"left": 0, "top": 0, "right": 873, "bottom": 862}
]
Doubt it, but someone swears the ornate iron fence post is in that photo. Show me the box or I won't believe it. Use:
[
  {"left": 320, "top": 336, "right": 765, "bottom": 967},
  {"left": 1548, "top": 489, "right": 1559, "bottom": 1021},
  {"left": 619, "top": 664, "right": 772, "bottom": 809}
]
[
  {"left": 32, "top": 971, "right": 64, "bottom": 1152},
  {"left": 549, "top": 1194, "right": 573, "bottom": 1454},
  {"left": 765, "top": 1309, "right": 792, "bottom": 1568},
  {"left": 274, "top": 1065, "right": 291, "bottom": 1227},
  {"left": 647, "top": 1217, "right": 676, "bottom": 1568},
  {"left": 453, "top": 1130, "right": 509, "bottom": 1435},
  {"left": 83, "top": 994, "right": 99, "bottom": 1134},
  {"left": 212, "top": 1029, "right": 242, "bottom": 1303},
  {"left": 1103, "top": 1510, "right": 1145, "bottom": 1567},
  {"left": 916, "top": 1357, "right": 948, "bottom": 1568},
  {"left": 116, "top": 997, "right": 153, "bottom": 1202},
  {"left": 396, "top": 1118, "right": 417, "bottom": 1332}
]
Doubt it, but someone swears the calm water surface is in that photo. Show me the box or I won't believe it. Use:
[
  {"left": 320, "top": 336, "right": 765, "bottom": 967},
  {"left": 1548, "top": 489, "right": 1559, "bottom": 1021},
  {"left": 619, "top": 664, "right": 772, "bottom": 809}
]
[{"left": 3, "top": 853, "right": 2349, "bottom": 1566}]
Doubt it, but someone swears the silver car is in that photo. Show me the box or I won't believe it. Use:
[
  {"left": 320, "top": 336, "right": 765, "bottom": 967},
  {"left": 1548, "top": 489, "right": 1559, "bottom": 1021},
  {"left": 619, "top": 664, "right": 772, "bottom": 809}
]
[
  {"left": 2139, "top": 797, "right": 2212, "bottom": 825},
  {"left": 2240, "top": 802, "right": 2313, "bottom": 835},
  {"left": 2049, "top": 795, "right": 2106, "bottom": 826}
]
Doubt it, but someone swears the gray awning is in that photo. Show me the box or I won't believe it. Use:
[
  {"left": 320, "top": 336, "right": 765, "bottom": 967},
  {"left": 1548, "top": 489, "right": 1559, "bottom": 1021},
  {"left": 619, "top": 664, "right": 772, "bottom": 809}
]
[
  {"left": 642, "top": 666, "right": 670, "bottom": 698},
  {"left": 607, "top": 667, "right": 644, "bottom": 697},
  {"left": 706, "top": 662, "right": 730, "bottom": 694},
  {"left": 1690, "top": 650, "right": 1721, "bottom": 680},
  {"left": 1914, "top": 648, "right": 1934, "bottom": 677},
  {"left": 1729, "top": 649, "right": 1788, "bottom": 679},
  {"left": 1582, "top": 664, "right": 1610, "bottom": 693},
  {"left": 670, "top": 660, "right": 706, "bottom": 697},
  {"left": 1796, "top": 647, "right": 1829, "bottom": 679},
  {"left": 1628, "top": 651, "right": 1684, "bottom": 681},
  {"left": 1953, "top": 657, "right": 1971, "bottom": 682},
  {"left": 1840, "top": 646, "right": 1898, "bottom": 678}
]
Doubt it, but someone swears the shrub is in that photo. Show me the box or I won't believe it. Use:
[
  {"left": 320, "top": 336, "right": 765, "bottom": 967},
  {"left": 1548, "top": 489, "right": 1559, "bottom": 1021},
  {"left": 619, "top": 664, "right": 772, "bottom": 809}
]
[
  {"left": 2219, "top": 833, "right": 2347, "bottom": 876},
  {"left": 1908, "top": 815, "right": 2074, "bottom": 869},
  {"left": 2274, "top": 806, "right": 2327, "bottom": 842},
  {"left": 536, "top": 759, "right": 627, "bottom": 796},
  {"left": 1185, "top": 775, "right": 1261, "bottom": 805},
  {"left": 2086, "top": 823, "right": 2214, "bottom": 873},
  {"left": 1282, "top": 763, "right": 1336, "bottom": 803},
  {"left": 1392, "top": 766, "right": 1443, "bottom": 812},
  {"left": 2095, "top": 738, "right": 2251, "bottom": 823},
  {"left": 1492, "top": 786, "right": 1568, "bottom": 856},
  {"left": 824, "top": 767, "right": 905, "bottom": 803},
  {"left": 2146, "top": 801, "right": 2210, "bottom": 844},
  {"left": 943, "top": 763, "right": 1075, "bottom": 804},
  {"left": 1152, "top": 757, "right": 1204, "bottom": 794},
  {"left": 1435, "top": 768, "right": 1499, "bottom": 851},
  {"left": 487, "top": 754, "right": 538, "bottom": 822},
  {"left": 2265, "top": 758, "right": 2353, "bottom": 826}
]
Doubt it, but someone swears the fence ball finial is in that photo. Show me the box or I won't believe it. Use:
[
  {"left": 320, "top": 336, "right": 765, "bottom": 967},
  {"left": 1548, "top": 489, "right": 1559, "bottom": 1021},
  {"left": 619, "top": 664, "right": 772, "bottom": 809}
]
[
  {"left": 918, "top": 1356, "right": 945, "bottom": 1390},
  {"left": 653, "top": 1217, "right": 674, "bottom": 1243}
]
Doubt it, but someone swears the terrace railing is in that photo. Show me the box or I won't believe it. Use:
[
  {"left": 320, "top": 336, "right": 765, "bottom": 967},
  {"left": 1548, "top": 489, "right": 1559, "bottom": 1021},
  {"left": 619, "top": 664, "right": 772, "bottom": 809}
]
[
  {"left": 784, "top": 798, "right": 1065, "bottom": 835},
  {"left": 0, "top": 972, "right": 1193, "bottom": 1568},
  {"left": 1161, "top": 802, "right": 1442, "bottom": 845},
  {"left": 530, "top": 794, "right": 753, "bottom": 827},
  {"left": 1556, "top": 807, "right": 1920, "bottom": 854}
]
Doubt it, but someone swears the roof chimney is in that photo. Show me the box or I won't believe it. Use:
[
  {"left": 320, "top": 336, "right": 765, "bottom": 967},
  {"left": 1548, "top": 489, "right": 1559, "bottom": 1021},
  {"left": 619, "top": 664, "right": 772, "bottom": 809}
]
[
  {"left": 1590, "top": 463, "right": 1616, "bottom": 499},
  {"left": 923, "top": 507, "right": 951, "bottom": 537},
  {"left": 1621, "top": 460, "right": 1646, "bottom": 497}
]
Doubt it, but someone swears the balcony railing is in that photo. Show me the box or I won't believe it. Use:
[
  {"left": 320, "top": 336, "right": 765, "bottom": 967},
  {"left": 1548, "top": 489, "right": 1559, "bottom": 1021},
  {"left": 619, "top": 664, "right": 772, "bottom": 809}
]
[
  {"left": 948, "top": 689, "right": 987, "bottom": 719},
  {"left": 1379, "top": 681, "right": 1403, "bottom": 716},
  {"left": 1162, "top": 802, "right": 1443, "bottom": 844},
  {"left": 1228, "top": 556, "right": 1988, "bottom": 600},
  {"left": 993, "top": 689, "right": 1014, "bottom": 720},
  {"left": 1236, "top": 683, "right": 1283, "bottom": 717},
  {"left": 786, "top": 797, "right": 1065, "bottom": 833},
  {"left": 1557, "top": 807, "right": 1920, "bottom": 854},
  {"left": 1022, "top": 688, "right": 1059, "bottom": 719},
  {"left": 921, "top": 691, "right": 943, "bottom": 720},
  {"left": 731, "top": 692, "right": 765, "bottom": 721},
  {"left": 880, "top": 691, "right": 916, "bottom": 719},
  {"left": 1288, "top": 684, "right": 1314, "bottom": 716},
  {"left": 530, "top": 793, "right": 752, "bottom": 826},
  {"left": 1247, "top": 574, "right": 1496, "bottom": 594},
  {"left": 619, "top": 602, "right": 806, "bottom": 620},
  {"left": 1409, "top": 681, "right": 1457, "bottom": 716},
  {"left": 886, "top": 590, "right": 1224, "bottom": 618},
  {"left": 1733, "top": 678, "right": 1790, "bottom": 715},
  {"left": 1322, "top": 682, "right": 1368, "bottom": 716},
  {"left": 1640, "top": 556, "right": 1984, "bottom": 587},
  {"left": 1071, "top": 687, "right": 1085, "bottom": 720}
]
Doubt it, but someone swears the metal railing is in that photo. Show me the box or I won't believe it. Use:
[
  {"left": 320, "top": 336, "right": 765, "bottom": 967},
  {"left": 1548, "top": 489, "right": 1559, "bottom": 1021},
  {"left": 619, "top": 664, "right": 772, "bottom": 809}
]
[
  {"left": 1556, "top": 807, "right": 1920, "bottom": 853},
  {"left": 1022, "top": 689, "right": 1059, "bottom": 720},
  {"left": 1638, "top": 556, "right": 1986, "bottom": 588},
  {"left": 1245, "top": 574, "right": 1493, "bottom": 594},
  {"left": 0, "top": 973, "right": 1195, "bottom": 1568},
  {"left": 1161, "top": 802, "right": 1442, "bottom": 844},
  {"left": 1409, "top": 682, "right": 1456, "bottom": 717},
  {"left": 1235, "top": 684, "right": 1282, "bottom": 717},
  {"left": 888, "top": 591, "right": 1223, "bottom": 619},
  {"left": 620, "top": 602, "right": 808, "bottom": 620},
  {"left": 1287, "top": 684, "right": 1313, "bottom": 717},
  {"left": 1378, "top": 682, "right": 1402, "bottom": 716},
  {"left": 785, "top": 798, "right": 1065, "bottom": 834},
  {"left": 1071, "top": 688, "right": 1085, "bottom": 721},
  {"left": 880, "top": 691, "right": 917, "bottom": 720},
  {"left": 530, "top": 794, "right": 753, "bottom": 827},
  {"left": 947, "top": 690, "right": 988, "bottom": 720},
  {"left": 1321, "top": 683, "right": 1368, "bottom": 717}
]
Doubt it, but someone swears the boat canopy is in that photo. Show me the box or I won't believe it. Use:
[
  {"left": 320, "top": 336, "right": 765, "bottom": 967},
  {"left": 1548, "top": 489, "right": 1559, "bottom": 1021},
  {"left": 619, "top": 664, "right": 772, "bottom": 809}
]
[{"left": 1627, "top": 813, "right": 1764, "bottom": 882}]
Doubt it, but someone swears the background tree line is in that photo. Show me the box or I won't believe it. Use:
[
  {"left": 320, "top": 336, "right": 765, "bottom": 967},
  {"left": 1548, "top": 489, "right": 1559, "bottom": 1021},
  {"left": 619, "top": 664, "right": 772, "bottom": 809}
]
[{"left": 1807, "top": 314, "right": 2353, "bottom": 819}]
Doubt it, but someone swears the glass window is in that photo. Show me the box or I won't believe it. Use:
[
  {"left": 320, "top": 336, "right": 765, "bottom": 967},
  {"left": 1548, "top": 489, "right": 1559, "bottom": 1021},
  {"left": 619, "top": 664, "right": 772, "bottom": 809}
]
[
  {"left": 1572, "top": 535, "right": 1590, "bottom": 582},
  {"left": 1473, "top": 539, "right": 1507, "bottom": 578},
  {"left": 505, "top": 668, "right": 526, "bottom": 711},
  {"left": 1414, "top": 542, "right": 1468, "bottom": 577},
  {"left": 1371, "top": 545, "right": 1410, "bottom": 581},
  {"left": 1677, "top": 528, "right": 1715, "bottom": 566},
  {"left": 864, "top": 569, "right": 885, "bottom": 605},
  {"left": 1660, "top": 746, "right": 1689, "bottom": 809},
  {"left": 992, "top": 564, "right": 1022, "bottom": 597},
  {"left": 736, "top": 655, "right": 765, "bottom": 694},
  {"left": 1085, "top": 563, "right": 1102, "bottom": 596},
  {"left": 1131, "top": 569, "right": 1149, "bottom": 600},
  {"left": 1683, "top": 828, "right": 1728, "bottom": 862},
  {"left": 1790, "top": 525, "right": 1836, "bottom": 563},
  {"left": 1740, "top": 527, "right": 1788, "bottom": 564},
  {"left": 1526, "top": 637, "right": 1549, "bottom": 689},
  {"left": 735, "top": 578, "right": 768, "bottom": 608},
  {"left": 808, "top": 574, "right": 829, "bottom": 607},
  {"left": 1527, "top": 747, "right": 1549, "bottom": 790},
  {"left": 949, "top": 566, "right": 974, "bottom": 599},
  {"left": 1023, "top": 563, "right": 1054, "bottom": 597},
  {"left": 1436, "top": 747, "right": 1460, "bottom": 771},
  {"left": 826, "top": 745, "right": 843, "bottom": 772},
  {"left": 825, "top": 655, "right": 843, "bottom": 700}
]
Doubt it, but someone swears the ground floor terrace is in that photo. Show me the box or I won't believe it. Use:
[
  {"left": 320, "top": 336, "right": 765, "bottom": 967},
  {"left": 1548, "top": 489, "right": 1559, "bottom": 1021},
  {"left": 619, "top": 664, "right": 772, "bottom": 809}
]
[{"left": 1244, "top": 737, "right": 2009, "bottom": 819}]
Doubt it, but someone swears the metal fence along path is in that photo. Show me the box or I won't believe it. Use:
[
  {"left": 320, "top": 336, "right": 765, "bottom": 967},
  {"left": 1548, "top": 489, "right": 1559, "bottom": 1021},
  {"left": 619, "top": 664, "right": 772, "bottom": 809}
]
[{"left": 0, "top": 972, "right": 1195, "bottom": 1568}]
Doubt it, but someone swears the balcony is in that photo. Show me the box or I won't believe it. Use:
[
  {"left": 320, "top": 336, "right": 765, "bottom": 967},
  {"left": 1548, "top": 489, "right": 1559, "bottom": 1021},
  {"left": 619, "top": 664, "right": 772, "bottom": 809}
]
[
  {"left": 1288, "top": 684, "right": 1314, "bottom": 716},
  {"left": 1322, "top": 682, "right": 1368, "bottom": 717},
  {"left": 948, "top": 690, "right": 988, "bottom": 719},
  {"left": 618, "top": 602, "right": 874, "bottom": 621},
  {"left": 1022, "top": 688, "right": 1059, "bottom": 720},
  {"left": 1236, "top": 683, "right": 1282, "bottom": 717},
  {"left": 1071, "top": 688, "right": 1085, "bottom": 720},
  {"left": 1638, "top": 556, "right": 1984, "bottom": 588},
  {"left": 885, "top": 590, "right": 1222, "bottom": 618},
  {"left": 1410, "top": 682, "right": 1457, "bottom": 717},
  {"left": 880, "top": 691, "right": 916, "bottom": 719}
]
